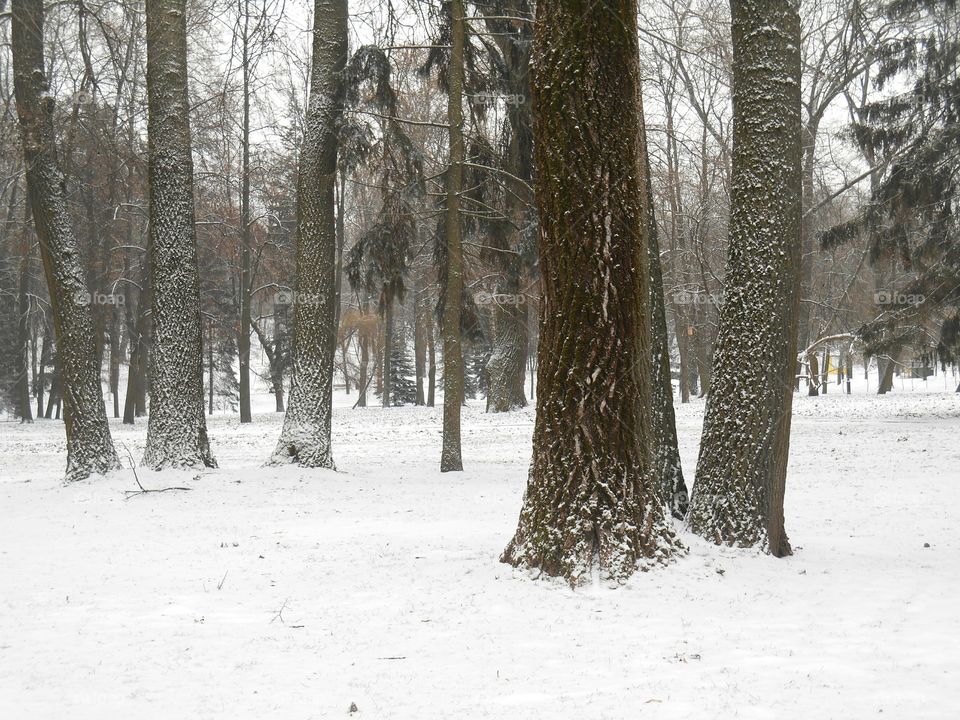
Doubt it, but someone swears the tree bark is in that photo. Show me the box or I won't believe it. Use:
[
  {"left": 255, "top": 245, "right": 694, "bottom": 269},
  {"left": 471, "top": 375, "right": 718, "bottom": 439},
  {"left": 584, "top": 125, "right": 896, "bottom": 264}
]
[
  {"left": 237, "top": 0, "right": 253, "bottom": 424},
  {"left": 501, "top": 0, "right": 680, "bottom": 585},
  {"left": 11, "top": 0, "right": 119, "bottom": 479},
  {"left": 270, "top": 0, "right": 347, "bottom": 467},
  {"left": 142, "top": 0, "right": 216, "bottom": 469},
  {"left": 440, "top": 0, "right": 466, "bottom": 472},
  {"left": 688, "top": 0, "right": 801, "bottom": 557}
]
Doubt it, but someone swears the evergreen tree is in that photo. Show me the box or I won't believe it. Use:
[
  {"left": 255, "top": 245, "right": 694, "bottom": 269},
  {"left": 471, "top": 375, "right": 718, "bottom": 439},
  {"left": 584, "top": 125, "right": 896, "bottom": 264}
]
[
  {"left": 388, "top": 341, "right": 417, "bottom": 406},
  {"left": 822, "top": 0, "right": 960, "bottom": 363}
]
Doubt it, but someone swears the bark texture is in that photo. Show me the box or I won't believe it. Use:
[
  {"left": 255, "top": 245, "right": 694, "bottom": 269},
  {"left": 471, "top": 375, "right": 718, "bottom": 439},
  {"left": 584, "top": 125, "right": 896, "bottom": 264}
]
[
  {"left": 501, "top": 0, "right": 680, "bottom": 586},
  {"left": 11, "top": 0, "right": 119, "bottom": 480},
  {"left": 440, "top": 0, "right": 466, "bottom": 472},
  {"left": 270, "top": 0, "right": 347, "bottom": 468},
  {"left": 142, "top": 0, "right": 216, "bottom": 469},
  {"left": 688, "top": 0, "right": 802, "bottom": 556}
]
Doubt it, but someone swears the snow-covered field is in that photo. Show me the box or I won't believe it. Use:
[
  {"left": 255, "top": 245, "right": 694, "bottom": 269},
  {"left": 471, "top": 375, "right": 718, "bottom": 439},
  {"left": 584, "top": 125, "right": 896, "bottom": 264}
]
[{"left": 1, "top": 379, "right": 958, "bottom": 719}]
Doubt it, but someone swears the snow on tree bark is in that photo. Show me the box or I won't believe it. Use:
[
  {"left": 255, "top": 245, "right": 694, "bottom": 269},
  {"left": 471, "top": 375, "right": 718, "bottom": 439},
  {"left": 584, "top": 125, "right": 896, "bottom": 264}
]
[
  {"left": 687, "top": 0, "right": 802, "bottom": 556},
  {"left": 11, "top": 0, "right": 120, "bottom": 481},
  {"left": 440, "top": 0, "right": 466, "bottom": 472},
  {"left": 142, "top": 0, "right": 216, "bottom": 470},
  {"left": 501, "top": 0, "right": 681, "bottom": 586},
  {"left": 269, "top": 0, "right": 347, "bottom": 468}
]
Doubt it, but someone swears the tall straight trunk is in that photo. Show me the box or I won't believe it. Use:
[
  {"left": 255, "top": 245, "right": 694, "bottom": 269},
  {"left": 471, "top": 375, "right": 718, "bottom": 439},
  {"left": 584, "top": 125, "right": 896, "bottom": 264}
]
[
  {"left": 271, "top": 0, "right": 347, "bottom": 467},
  {"left": 688, "top": 0, "right": 801, "bottom": 557},
  {"left": 440, "top": 0, "right": 466, "bottom": 472},
  {"left": 501, "top": 0, "right": 680, "bottom": 585},
  {"left": 427, "top": 310, "right": 436, "bottom": 407},
  {"left": 382, "top": 295, "right": 394, "bottom": 407},
  {"left": 639, "top": 91, "right": 688, "bottom": 520},
  {"left": 414, "top": 268, "right": 427, "bottom": 406},
  {"left": 11, "top": 0, "right": 119, "bottom": 479},
  {"left": 807, "top": 351, "right": 820, "bottom": 396},
  {"left": 237, "top": 0, "right": 253, "bottom": 424},
  {"left": 109, "top": 305, "right": 121, "bottom": 418},
  {"left": 143, "top": 0, "right": 216, "bottom": 469},
  {"left": 37, "top": 328, "right": 49, "bottom": 418},
  {"left": 16, "top": 246, "right": 33, "bottom": 423}
]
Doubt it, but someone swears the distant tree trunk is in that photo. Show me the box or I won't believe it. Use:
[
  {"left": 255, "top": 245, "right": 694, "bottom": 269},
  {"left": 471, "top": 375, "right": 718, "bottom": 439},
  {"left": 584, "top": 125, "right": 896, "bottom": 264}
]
[
  {"left": 807, "top": 352, "right": 820, "bottom": 396},
  {"left": 109, "top": 305, "right": 121, "bottom": 418},
  {"left": 639, "top": 89, "right": 688, "bottom": 519},
  {"left": 11, "top": 0, "right": 119, "bottom": 479},
  {"left": 36, "top": 328, "right": 49, "bottom": 418},
  {"left": 440, "top": 0, "right": 466, "bottom": 472},
  {"left": 382, "top": 294, "right": 394, "bottom": 408},
  {"left": 427, "top": 310, "right": 436, "bottom": 407},
  {"left": 237, "top": 0, "right": 253, "bottom": 424},
  {"left": 501, "top": 0, "right": 680, "bottom": 585},
  {"left": 846, "top": 352, "right": 853, "bottom": 393},
  {"left": 821, "top": 348, "right": 829, "bottom": 394},
  {"left": 271, "top": 0, "right": 347, "bottom": 467},
  {"left": 688, "top": 0, "right": 801, "bottom": 557},
  {"left": 358, "top": 302, "right": 369, "bottom": 408},
  {"left": 16, "top": 242, "right": 33, "bottom": 423},
  {"left": 142, "top": 0, "right": 216, "bottom": 469},
  {"left": 414, "top": 269, "right": 426, "bottom": 406},
  {"left": 878, "top": 351, "right": 898, "bottom": 394},
  {"left": 486, "top": 290, "right": 528, "bottom": 412}
]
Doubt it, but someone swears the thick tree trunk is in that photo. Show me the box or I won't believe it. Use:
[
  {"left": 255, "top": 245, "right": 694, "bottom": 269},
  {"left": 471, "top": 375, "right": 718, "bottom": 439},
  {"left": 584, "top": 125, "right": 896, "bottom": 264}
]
[
  {"left": 501, "top": 0, "right": 680, "bottom": 585},
  {"left": 440, "top": 0, "right": 466, "bottom": 472},
  {"left": 688, "top": 0, "right": 801, "bottom": 557},
  {"left": 142, "top": 0, "right": 216, "bottom": 469},
  {"left": 270, "top": 0, "right": 347, "bottom": 468},
  {"left": 11, "top": 0, "right": 119, "bottom": 479}
]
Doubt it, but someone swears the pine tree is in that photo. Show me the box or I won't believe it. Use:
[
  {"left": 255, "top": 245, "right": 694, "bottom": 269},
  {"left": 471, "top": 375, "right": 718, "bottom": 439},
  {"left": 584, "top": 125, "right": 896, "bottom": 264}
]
[
  {"left": 501, "top": 0, "right": 681, "bottom": 585},
  {"left": 687, "top": 0, "right": 802, "bottom": 556},
  {"left": 388, "top": 341, "right": 417, "bottom": 406},
  {"left": 821, "top": 0, "right": 959, "bottom": 363}
]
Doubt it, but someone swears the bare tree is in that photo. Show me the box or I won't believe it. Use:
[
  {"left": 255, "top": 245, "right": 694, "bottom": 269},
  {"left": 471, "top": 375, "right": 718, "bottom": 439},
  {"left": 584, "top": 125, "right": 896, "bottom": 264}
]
[{"left": 10, "top": 0, "right": 119, "bottom": 481}]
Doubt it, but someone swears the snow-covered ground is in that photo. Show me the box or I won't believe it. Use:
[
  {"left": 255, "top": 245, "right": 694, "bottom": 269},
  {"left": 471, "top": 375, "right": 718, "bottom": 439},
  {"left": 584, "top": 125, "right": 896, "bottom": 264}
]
[{"left": 1, "top": 379, "right": 958, "bottom": 719}]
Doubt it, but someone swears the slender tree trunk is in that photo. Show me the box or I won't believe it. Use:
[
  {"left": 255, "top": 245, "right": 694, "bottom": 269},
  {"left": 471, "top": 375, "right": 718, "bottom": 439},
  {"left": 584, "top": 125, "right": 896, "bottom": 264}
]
[
  {"left": 109, "top": 305, "right": 121, "bottom": 418},
  {"left": 271, "top": 0, "right": 347, "bottom": 467},
  {"left": 11, "top": 0, "right": 119, "bottom": 479},
  {"left": 688, "top": 0, "right": 801, "bottom": 557},
  {"left": 414, "top": 268, "right": 426, "bottom": 406},
  {"left": 382, "top": 294, "right": 394, "bottom": 407},
  {"left": 501, "top": 0, "right": 680, "bottom": 585},
  {"left": 237, "top": 0, "right": 253, "bottom": 424},
  {"left": 142, "top": 0, "right": 216, "bottom": 469},
  {"left": 440, "top": 0, "right": 466, "bottom": 472},
  {"left": 427, "top": 309, "right": 436, "bottom": 407},
  {"left": 640, "top": 90, "right": 688, "bottom": 519},
  {"left": 16, "top": 245, "right": 33, "bottom": 423},
  {"left": 807, "top": 351, "right": 820, "bottom": 396}
]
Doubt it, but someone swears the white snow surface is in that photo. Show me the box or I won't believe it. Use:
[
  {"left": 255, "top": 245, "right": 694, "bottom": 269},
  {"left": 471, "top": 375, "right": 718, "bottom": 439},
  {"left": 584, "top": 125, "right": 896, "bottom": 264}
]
[{"left": 1, "top": 381, "right": 959, "bottom": 718}]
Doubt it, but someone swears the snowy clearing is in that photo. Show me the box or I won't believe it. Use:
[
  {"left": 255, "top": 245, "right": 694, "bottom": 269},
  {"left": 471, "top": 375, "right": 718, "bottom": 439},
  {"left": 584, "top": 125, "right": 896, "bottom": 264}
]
[{"left": 1, "top": 387, "right": 959, "bottom": 719}]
